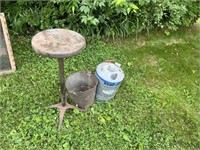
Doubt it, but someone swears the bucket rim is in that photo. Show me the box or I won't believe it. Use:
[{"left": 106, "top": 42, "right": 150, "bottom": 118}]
[{"left": 65, "top": 71, "right": 98, "bottom": 94}]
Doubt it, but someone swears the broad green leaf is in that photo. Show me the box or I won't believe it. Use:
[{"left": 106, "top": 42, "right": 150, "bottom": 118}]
[
  {"left": 162, "top": 101, "right": 167, "bottom": 107},
  {"left": 139, "top": 143, "right": 144, "bottom": 150},
  {"left": 71, "top": 6, "right": 75, "bottom": 13},
  {"left": 54, "top": 20, "right": 58, "bottom": 24},
  {"left": 91, "top": 107, "right": 95, "bottom": 114},
  {"left": 127, "top": 62, "right": 132, "bottom": 67},
  {"left": 112, "top": 0, "right": 126, "bottom": 6},
  {"left": 91, "top": 18, "right": 99, "bottom": 26},
  {"left": 35, "top": 117, "right": 41, "bottom": 123},
  {"left": 63, "top": 142, "right": 70, "bottom": 149},
  {"left": 165, "top": 30, "right": 170, "bottom": 36},
  {"left": 123, "top": 134, "right": 131, "bottom": 142},
  {"left": 130, "top": 3, "right": 139, "bottom": 10},
  {"left": 98, "top": 116, "right": 106, "bottom": 124},
  {"left": 99, "top": 2, "right": 105, "bottom": 7},
  {"left": 80, "top": 5, "right": 90, "bottom": 14},
  {"left": 9, "top": 129, "right": 17, "bottom": 136},
  {"left": 105, "top": 116, "right": 111, "bottom": 121},
  {"left": 127, "top": 8, "right": 131, "bottom": 14},
  {"left": 73, "top": 108, "right": 80, "bottom": 114},
  {"left": 81, "top": 15, "right": 88, "bottom": 24}
]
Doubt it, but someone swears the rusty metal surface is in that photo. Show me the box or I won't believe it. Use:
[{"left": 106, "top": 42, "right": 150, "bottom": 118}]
[
  {"left": 31, "top": 29, "right": 86, "bottom": 58},
  {"left": 66, "top": 71, "right": 98, "bottom": 109},
  {"left": 46, "top": 101, "right": 86, "bottom": 130}
]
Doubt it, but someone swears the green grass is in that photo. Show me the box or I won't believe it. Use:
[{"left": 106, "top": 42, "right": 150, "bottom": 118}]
[{"left": 0, "top": 23, "right": 199, "bottom": 149}]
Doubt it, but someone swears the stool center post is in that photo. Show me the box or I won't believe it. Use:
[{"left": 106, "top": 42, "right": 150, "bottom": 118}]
[{"left": 58, "top": 58, "right": 66, "bottom": 106}]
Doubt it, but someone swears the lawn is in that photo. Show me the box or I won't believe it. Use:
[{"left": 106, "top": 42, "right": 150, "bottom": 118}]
[{"left": 0, "top": 22, "right": 199, "bottom": 149}]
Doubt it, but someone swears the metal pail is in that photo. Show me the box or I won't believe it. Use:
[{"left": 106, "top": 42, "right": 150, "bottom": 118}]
[{"left": 66, "top": 71, "right": 98, "bottom": 109}]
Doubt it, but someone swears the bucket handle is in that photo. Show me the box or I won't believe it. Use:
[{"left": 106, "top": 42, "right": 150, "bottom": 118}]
[
  {"left": 68, "top": 88, "right": 77, "bottom": 95},
  {"left": 105, "top": 59, "right": 115, "bottom": 63},
  {"left": 105, "top": 60, "right": 121, "bottom": 68}
]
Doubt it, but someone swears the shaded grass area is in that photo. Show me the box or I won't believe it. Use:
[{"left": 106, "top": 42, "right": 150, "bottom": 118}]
[{"left": 0, "top": 24, "right": 199, "bottom": 149}]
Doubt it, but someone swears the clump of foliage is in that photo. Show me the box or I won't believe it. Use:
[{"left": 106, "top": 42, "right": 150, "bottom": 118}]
[{"left": 2, "top": 0, "right": 200, "bottom": 38}]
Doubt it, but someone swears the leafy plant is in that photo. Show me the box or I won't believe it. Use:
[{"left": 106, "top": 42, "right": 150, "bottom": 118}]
[{"left": 3, "top": 0, "right": 199, "bottom": 38}]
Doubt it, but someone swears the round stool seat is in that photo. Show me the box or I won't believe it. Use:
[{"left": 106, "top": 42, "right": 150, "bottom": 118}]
[{"left": 31, "top": 29, "right": 86, "bottom": 58}]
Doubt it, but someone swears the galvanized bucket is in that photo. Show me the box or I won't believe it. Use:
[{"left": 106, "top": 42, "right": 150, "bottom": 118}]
[{"left": 65, "top": 71, "right": 98, "bottom": 109}]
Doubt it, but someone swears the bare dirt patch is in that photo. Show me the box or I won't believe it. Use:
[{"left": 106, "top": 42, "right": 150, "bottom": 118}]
[
  {"left": 136, "top": 40, "right": 146, "bottom": 47},
  {"left": 145, "top": 55, "right": 159, "bottom": 67},
  {"left": 165, "top": 39, "right": 185, "bottom": 46}
]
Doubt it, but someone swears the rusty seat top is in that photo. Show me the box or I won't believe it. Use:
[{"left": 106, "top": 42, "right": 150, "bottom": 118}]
[{"left": 31, "top": 29, "right": 86, "bottom": 58}]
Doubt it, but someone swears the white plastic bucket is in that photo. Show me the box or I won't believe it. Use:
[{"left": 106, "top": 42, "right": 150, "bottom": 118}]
[{"left": 95, "top": 62, "right": 124, "bottom": 102}]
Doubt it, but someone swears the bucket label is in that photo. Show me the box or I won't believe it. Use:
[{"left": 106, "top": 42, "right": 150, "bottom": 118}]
[
  {"left": 103, "top": 81, "right": 121, "bottom": 86},
  {"left": 102, "top": 89, "right": 115, "bottom": 95},
  {"left": 95, "top": 82, "right": 120, "bottom": 101}
]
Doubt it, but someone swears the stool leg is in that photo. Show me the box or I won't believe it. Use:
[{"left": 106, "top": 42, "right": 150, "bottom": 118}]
[
  {"left": 58, "top": 58, "right": 66, "bottom": 106},
  {"left": 46, "top": 58, "right": 86, "bottom": 130}
]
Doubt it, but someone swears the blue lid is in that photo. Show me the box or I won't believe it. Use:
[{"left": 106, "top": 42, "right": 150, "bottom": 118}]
[{"left": 96, "top": 62, "right": 124, "bottom": 83}]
